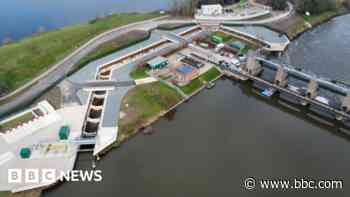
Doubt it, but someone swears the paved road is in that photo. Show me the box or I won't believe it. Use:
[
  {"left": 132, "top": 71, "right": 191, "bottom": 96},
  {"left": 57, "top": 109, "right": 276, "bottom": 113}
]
[
  {"left": 0, "top": 8, "right": 294, "bottom": 118},
  {"left": 0, "top": 17, "right": 191, "bottom": 118}
]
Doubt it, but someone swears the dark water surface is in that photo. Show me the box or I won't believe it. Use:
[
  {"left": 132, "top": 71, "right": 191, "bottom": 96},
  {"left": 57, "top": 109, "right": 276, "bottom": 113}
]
[
  {"left": 0, "top": 0, "right": 171, "bottom": 41},
  {"left": 44, "top": 15, "right": 350, "bottom": 197},
  {"left": 283, "top": 14, "right": 350, "bottom": 82},
  {"left": 45, "top": 79, "right": 350, "bottom": 197}
]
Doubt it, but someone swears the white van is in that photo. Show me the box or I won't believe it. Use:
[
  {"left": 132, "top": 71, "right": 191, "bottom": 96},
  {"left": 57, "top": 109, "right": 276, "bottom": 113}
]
[{"left": 231, "top": 58, "right": 240, "bottom": 66}]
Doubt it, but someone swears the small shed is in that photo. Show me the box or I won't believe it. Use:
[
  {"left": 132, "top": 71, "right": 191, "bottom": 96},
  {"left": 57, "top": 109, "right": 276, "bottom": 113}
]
[
  {"left": 147, "top": 56, "right": 168, "bottom": 69},
  {"left": 230, "top": 41, "right": 246, "bottom": 51},
  {"left": 59, "top": 126, "right": 70, "bottom": 140},
  {"left": 20, "top": 148, "right": 31, "bottom": 159}
]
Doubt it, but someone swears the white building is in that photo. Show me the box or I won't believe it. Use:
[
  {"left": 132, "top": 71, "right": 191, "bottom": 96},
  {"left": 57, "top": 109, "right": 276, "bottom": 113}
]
[{"left": 201, "top": 4, "right": 223, "bottom": 15}]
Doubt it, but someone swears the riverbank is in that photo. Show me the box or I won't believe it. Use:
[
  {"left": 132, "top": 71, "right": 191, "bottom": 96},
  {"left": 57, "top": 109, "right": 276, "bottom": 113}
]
[
  {"left": 98, "top": 66, "right": 222, "bottom": 155},
  {"left": 267, "top": 7, "right": 350, "bottom": 40},
  {"left": 0, "top": 12, "right": 164, "bottom": 98}
]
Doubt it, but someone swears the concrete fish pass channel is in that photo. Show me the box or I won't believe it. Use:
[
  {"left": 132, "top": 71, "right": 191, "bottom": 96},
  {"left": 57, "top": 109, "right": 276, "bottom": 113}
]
[{"left": 80, "top": 26, "right": 204, "bottom": 155}]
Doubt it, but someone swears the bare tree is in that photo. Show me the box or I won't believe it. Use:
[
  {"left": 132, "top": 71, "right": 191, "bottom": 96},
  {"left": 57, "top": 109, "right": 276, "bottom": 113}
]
[{"left": 2, "top": 37, "right": 12, "bottom": 45}]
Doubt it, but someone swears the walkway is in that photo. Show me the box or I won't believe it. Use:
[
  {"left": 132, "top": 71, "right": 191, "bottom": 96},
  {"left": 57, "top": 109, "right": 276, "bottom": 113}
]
[{"left": 0, "top": 5, "right": 295, "bottom": 117}]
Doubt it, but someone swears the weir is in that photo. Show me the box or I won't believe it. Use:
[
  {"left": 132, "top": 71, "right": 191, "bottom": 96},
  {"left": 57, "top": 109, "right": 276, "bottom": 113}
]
[
  {"left": 257, "top": 57, "right": 350, "bottom": 96},
  {"left": 222, "top": 56, "right": 350, "bottom": 123}
]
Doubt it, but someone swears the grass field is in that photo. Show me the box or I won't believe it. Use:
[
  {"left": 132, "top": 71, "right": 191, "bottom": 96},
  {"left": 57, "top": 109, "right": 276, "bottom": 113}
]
[
  {"left": 0, "top": 12, "right": 163, "bottom": 95},
  {"left": 268, "top": 7, "right": 347, "bottom": 39},
  {"left": 130, "top": 66, "right": 150, "bottom": 79},
  {"left": 0, "top": 192, "right": 9, "bottom": 197},
  {"left": 73, "top": 30, "right": 150, "bottom": 73},
  {"left": 180, "top": 78, "right": 203, "bottom": 95},
  {"left": 180, "top": 66, "right": 221, "bottom": 95},
  {"left": 118, "top": 82, "right": 183, "bottom": 139},
  {"left": 200, "top": 67, "right": 222, "bottom": 82}
]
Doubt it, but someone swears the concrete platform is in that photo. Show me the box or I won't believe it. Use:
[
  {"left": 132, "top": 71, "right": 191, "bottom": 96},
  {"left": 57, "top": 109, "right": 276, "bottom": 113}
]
[{"left": 0, "top": 105, "right": 86, "bottom": 193}]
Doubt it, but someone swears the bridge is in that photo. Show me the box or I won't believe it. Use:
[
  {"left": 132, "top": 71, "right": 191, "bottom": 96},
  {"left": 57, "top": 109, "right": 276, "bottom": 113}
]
[
  {"left": 189, "top": 42, "right": 350, "bottom": 122},
  {"left": 227, "top": 56, "right": 350, "bottom": 121},
  {"left": 69, "top": 80, "right": 136, "bottom": 91},
  {"left": 157, "top": 30, "right": 191, "bottom": 46},
  {"left": 70, "top": 137, "right": 96, "bottom": 145}
]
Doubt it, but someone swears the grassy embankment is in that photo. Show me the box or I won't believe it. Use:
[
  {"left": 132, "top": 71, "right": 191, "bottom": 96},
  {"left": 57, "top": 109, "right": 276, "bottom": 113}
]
[
  {"left": 72, "top": 30, "right": 151, "bottom": 73},
  {"left": 268, "top": 8, "right": 348, "bottom": 39},
  {"left": 179, "top": 67, "right": 222, "bottom": 95},
  {"left": 0, "top": 111, "right": 34, "bottom": 132},
  {"left": 0, "top": 12, "right": 163, "bottom": 96},
  {"left": 116, "top": 82, "right": 183, "bottom": 144},
  {"left": 129, "top": 66, "right": 150, "bottom": 79},
  {"left": 0, "top": 192, "right": 9, "bottom": 197}
]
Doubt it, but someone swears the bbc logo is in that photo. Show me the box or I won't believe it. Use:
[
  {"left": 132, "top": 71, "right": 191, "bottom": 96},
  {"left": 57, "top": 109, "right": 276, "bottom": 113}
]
[
  {"left": 8, "top": 169, "right": 56, "bottom": 184},
  {"left": 8, "top": 169, "right": 103, "bottom": 184},
  {"left": 8, "top": 169, "right": 56, "bottom": 183}
]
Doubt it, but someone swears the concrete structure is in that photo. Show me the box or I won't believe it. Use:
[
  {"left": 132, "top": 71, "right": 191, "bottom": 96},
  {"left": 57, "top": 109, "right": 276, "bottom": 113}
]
[
  {"left": 200, "top": 4, "right": 223, "bottom": 15},
  {"left": 0, "top": 103, "right": 85, "bottom": 193},
  {"left": 244, "top": 51, "right": 262, "bottom": 76},
  {"left": 220, "top": 26, "right": 290, "bottom": 52},
  {"left": 229, "top": 41, "right": 246, "bottom": 52},
  {"left": 307, "top": 80, "right": 318, "bottom": 99},
  {"left": 274, "top": 65, "right": 288, "bottom": 87},
  {"left": 342, "top": 95, "right": 350, "bottom": 112},
  {"left": 196, "top": 2, "right": 272, "bottom": 21},
  {"left": 147, "top": 56, "right": 169, "bottom": 69}
]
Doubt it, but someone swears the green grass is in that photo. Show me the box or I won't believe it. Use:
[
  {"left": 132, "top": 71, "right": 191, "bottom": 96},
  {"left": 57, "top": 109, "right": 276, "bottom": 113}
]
[
  {"left": 303, "top": 11, "right": 338, "bottom": 24},
  {"left": 180, "top": 67, "right": 222, "bottom": 95},
  {"left": 179, "top": 78, "right": 203, "bottom": 95},
  {"left": 0, "top": 192, "right": 9, "bottom": 197},
  {"left": 0, "top": 111, "right": 34, "bottom": 132},
  {"left": 200, "top": 67, "right": 221, "bottom": 82},
  {"left": 240, "top": 46, "right": 250, "bottom": 54},
  {"left": 130, "top": 66, "right": 150, "bottom": 79},
  {"left": 0, "top": 12, "right": 163, "bottom": 94},
  {"left": 73, "top": 30, "right": 150, "bottom": 73},
  {"left": 119, "top": 82, "right": 182, "bottom": 136}
]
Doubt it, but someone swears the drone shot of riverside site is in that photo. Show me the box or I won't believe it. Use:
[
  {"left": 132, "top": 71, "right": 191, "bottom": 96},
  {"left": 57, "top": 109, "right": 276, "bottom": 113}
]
[{"left": 1, "top": 0, "right": 350, "bottom": 196}]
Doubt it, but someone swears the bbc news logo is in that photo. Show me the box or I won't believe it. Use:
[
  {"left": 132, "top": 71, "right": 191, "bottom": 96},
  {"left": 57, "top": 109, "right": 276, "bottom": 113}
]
[{"left": 8, "top": 169, "right": 103, "bottom": 184}]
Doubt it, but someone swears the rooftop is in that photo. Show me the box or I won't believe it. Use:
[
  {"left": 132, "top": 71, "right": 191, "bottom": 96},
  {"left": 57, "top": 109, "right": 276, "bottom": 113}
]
[
  {"left": 147, "top": 56, "right": 168, "bottom": 66},
  {"left": 176, "top": 65, "right": 195, "bottom": 74}
]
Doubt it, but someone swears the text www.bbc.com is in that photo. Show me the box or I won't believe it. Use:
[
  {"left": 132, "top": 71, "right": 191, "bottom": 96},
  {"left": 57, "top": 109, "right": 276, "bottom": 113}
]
[{"left": 244, "top": 178, "right": 343, "bottom": 191}]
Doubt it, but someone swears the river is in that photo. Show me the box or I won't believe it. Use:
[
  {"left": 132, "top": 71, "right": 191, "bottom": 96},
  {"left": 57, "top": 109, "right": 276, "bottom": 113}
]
[
  {"left": 43, "top": 15, "right": 350, "bottom": 197},
  {"left": 0, "top": 0, "right": 171, "bottom": 42}
]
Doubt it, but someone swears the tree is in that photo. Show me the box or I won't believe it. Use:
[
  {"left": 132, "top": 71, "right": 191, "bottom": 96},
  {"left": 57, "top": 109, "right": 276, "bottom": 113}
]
[
  {"left": 344, "top": 0, "right": 350, "bottom": 8},
  {"left": 269, "top": 0, "right": 288, "bottom": 10},
  {"left": 170, "top": 0, "right": 200, "bottom": 16},
  {"left": 297, "top": 0, "right": 336, "bottom": 14},
  {"left": 2, "top": 37, "right": 12, "bottom": 45}
]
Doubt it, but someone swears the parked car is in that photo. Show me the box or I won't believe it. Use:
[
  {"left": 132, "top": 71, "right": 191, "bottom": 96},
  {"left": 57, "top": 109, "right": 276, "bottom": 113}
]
[
  {"left": 231, "top": 58, "right": 240, "bottom": 66},
  {"left": 238, "top": 54, "right": 247, "bottom": 62}
]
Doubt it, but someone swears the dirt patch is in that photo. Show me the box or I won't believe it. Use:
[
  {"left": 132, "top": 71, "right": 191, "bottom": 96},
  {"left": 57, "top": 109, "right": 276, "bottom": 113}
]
[{"left": 267, "top": 13, "right": 306, "bottom": 39}]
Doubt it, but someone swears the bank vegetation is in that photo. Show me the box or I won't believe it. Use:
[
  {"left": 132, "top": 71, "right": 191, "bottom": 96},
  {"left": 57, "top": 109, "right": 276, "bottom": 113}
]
[{"left": 0, "top": 12, "right": 163, "bottom": 97}]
